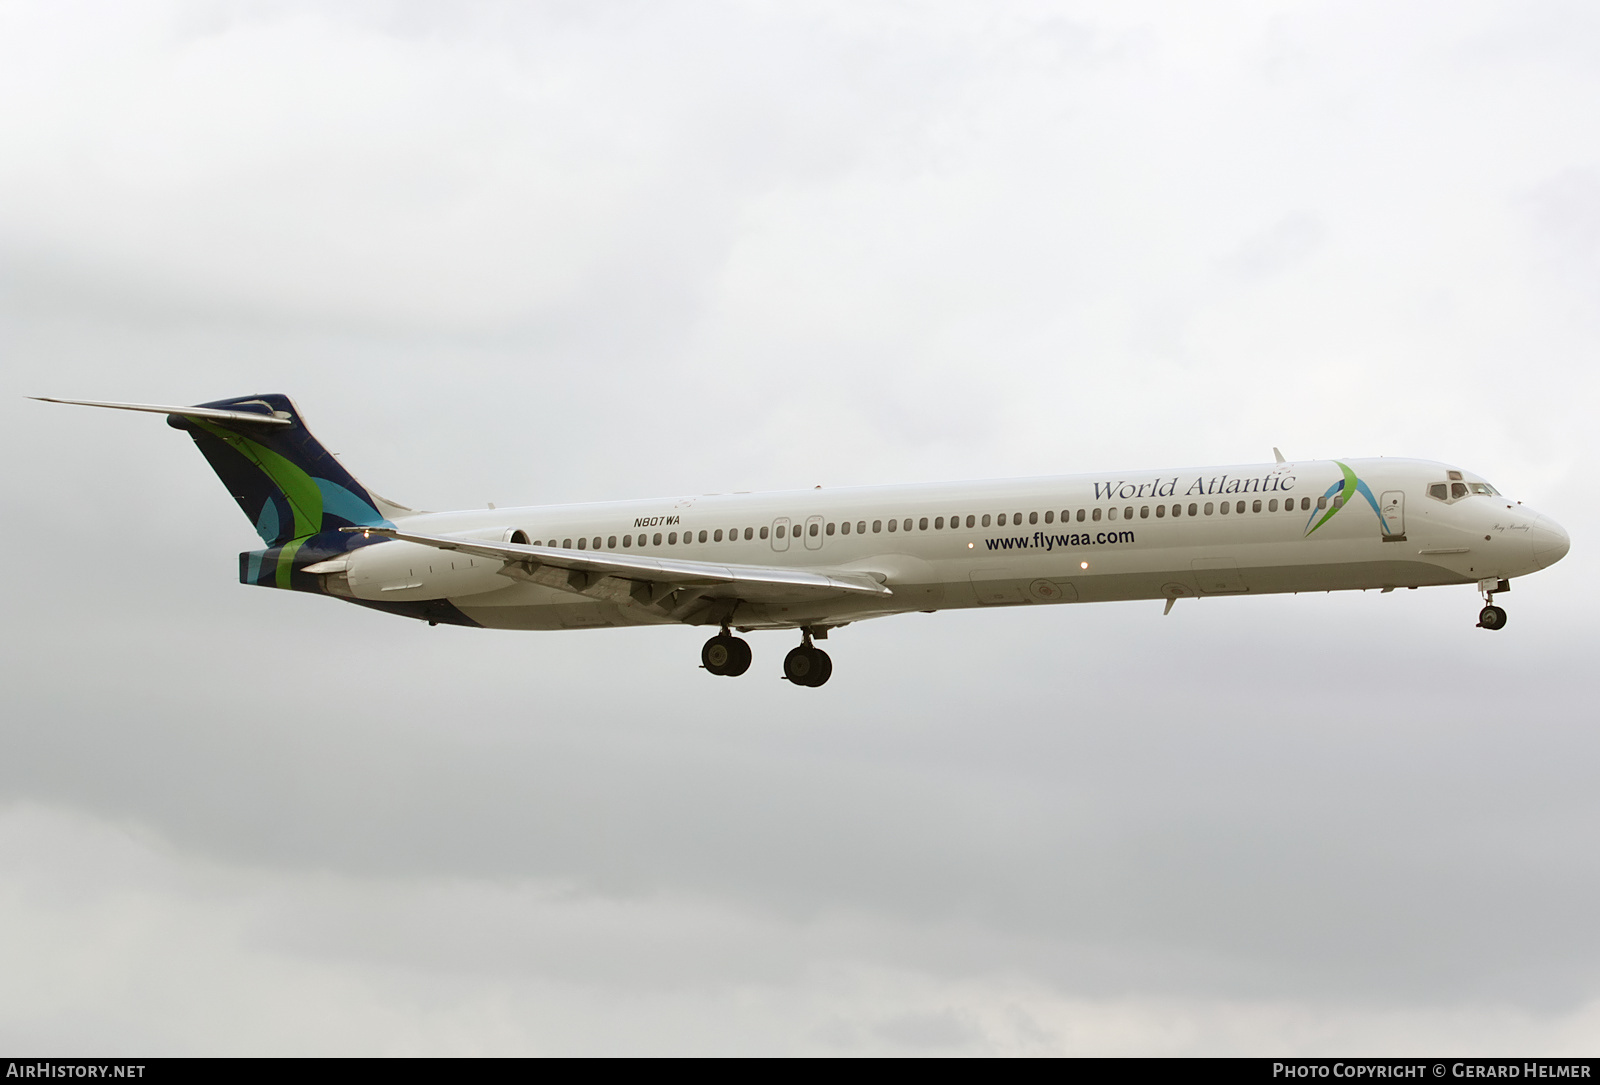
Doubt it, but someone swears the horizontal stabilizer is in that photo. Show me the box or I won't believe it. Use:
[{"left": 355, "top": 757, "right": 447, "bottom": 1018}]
[
  {"left": 31, "top": 397, "right": 293, "bottom": 427},
  {"left": 345, "top": 526, "right": 895, "bottom": 602}
]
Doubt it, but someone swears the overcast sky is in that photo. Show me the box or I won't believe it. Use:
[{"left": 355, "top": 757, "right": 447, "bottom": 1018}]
[{"left": 3, "top": 0, "right": 1599, "bottom": 1055}]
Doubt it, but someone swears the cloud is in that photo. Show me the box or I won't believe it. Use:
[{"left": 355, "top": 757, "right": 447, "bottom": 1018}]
[
  {"left": 5, "top": 804, "right": 1600, "bottom": 1056},
  {"left": 3, "top": 0, "right": 1600, "bottom": 1054}
]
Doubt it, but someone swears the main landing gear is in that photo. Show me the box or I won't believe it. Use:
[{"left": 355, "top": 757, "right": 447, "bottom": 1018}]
[
  {"left": 700, "top": 627, "right": 834, "bottom": 686},
  {"left": 783, "top": 629, "right": 833, "bottom": 688},
  {"left": 701, "top": 630, "right": 752, "bottom": 676},
  {"left": 1477, "top": 578, "right": 1509, "bottom": 631}
]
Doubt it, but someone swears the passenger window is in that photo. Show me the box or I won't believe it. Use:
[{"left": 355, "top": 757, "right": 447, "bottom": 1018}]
[
  {"left": 1108, "top": 507, "right": 1119, "bottom": 521},
  {"left": 997, "top": 513, "right": 1007, "bottom": 526},
  {"left": 1267, "top": 499, "right": 1277, "bottom": 512},
  {"left": 1044, "top": 511, "right": 1054, "bottom": 524},
  {"left": 608, "top": 536, "right": 617, "bottom": 548},
  {"left": 1124, "top": 506, "right": 1133, "bottom": 519},
  {"left": 1219, "top": 501, "right": 1229, "bottom": 515},
  {"left": 1316, "top": 497, "right": 1327, "bottom": 510},
  {"left": 1452, "top": 482, "right": 1468, "bottom": 499},
  {"left": 563, "top": 538, "right": 573, "bottom": 548},
  {"left": 1235, "top": 501, "right": 1244, "bottom": 513},
  {"left": 745, "top": 527, "right": 753, "bottom": 540},
  {"left": 901, "top": 519, "right": 912, "bottom": 531},
  {"left": 1012, "top": 512, "right": 1022, "bottom": 523},
  {"left": 1251, "top": 500, "right": 1261, "bottom": 513},
  {"left": 713, "top": 529, "right": 723, "bottom": 542},
  {"left": 1092, "top": 508, "right": 1102, "bottom": 522},
  {"left": 934, "top": 517, "right": 943, "bottom": 529},
  {"left": 826, "top": 522, "right": 835, "bottom": 536},
  {"left": 1187, "top": 504, "right": 1197, "bottom": 516},
  {"left": 1076, "top": 509, "right": 1086, "bottom": 522},
  {"left": 776, "top": 525, "right": 786, "bottom": 538},
  {"left": 577, "top": 537, "right": 587, "bottom": 549},
  {"left": 888, "top": 519, "right": 897, "bottom": 532},
  {"left": 918, "top": 517, "right": 928, "bottom": 530},
  {"left": 1029, "top": 512, "right": 1038, "bottom": 525},
  {"left": 667, "top": 532, "right": 677, "bottom": 544},
  {"left": 1140, "top": 506, "right": 1149, "bottom": 519},
  {"left": 1156, "top": 505, "right": 1166, "bottom": 518},
  {"left": 759, "top": 526, "right": 768, "bottom": 539},
  {"left": 981, "top": 514, "right": 991, "bottom": 527},
  {"left": 966, "top": 515, "right": 976, "bottom": 528},
  {"left": 653, "top": 533, "right": 663, "bottom": 545},
  {"left": 808, "top": 523, "right": 819, "bottom": 537},
  {"left": 873, "top": 520, "right": 882, "bottom": 533},
  {"left": 841, "top": 521, "right": 851, "bottom": 535},
  {"left": 1204, "top": 502, "right": 1214, "bottom": 515},
  {"left": 857, "top": 521, "right": 866, "bottom": 534}
]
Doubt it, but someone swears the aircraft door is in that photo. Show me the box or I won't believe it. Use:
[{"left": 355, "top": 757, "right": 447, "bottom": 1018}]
[
  {"left": 803, "top": 515, "right": 824, "bottom": 551},
  {"left": 771, "top": 517, "right": 791, "bottom": 552},
  {"left": 1380, "top": 491, "right": 1406, "bottom": 541}
]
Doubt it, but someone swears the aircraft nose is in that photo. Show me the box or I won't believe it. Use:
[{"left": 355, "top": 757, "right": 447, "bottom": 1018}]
[{"left": 1531, "top": 515, "right": 1570, "bottom": 569}]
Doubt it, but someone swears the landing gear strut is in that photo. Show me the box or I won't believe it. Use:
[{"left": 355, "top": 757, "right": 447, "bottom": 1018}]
[
  {"left": 1477, "top": 578, "right": 1509, "bottom": 631},
  {"left": 701, "top": 629, "right": 752, "bottom": 676},
  {"left": 783, "top": 628, "right": 833, "bottom": 687}
]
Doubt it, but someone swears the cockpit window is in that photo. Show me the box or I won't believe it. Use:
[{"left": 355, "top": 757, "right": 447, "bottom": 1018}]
[
  {"left": 1451, "top": 482, "right": 1468, "bottom": 499},
  {"left": 1469, "top": 482, "right": 1499, "bottom": 495},
  {"left": 1428, "top": 483, "right": 1448, "bottom": 501}
]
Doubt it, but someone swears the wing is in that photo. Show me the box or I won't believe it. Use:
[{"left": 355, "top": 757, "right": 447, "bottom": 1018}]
[{"left": 338, "top": 527, "right": 893, "bottom": 613}]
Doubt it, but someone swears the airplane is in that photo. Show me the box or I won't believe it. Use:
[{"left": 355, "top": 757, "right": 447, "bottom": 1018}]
[{"left": 34, "top": 394, "right": 1571, "bottom": 687}]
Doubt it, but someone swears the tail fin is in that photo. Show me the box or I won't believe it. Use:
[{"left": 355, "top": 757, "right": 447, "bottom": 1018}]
[
  {"left": 35, "top": 393, "right": 408, "bottom": 590},
  {"left": 164, "top": 394, "right": 398, "bottom": 545}
]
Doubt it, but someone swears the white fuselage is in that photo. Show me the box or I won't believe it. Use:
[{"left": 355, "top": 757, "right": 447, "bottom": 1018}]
[{"left": 333, "top": 457, "right": 1570, "bottom": 632}]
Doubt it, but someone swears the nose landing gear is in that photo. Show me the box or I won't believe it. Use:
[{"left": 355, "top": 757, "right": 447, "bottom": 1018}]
[
  {"left": 1477, "top": 578, "right": 1510, "bottom": 631},
  {"left": 701, "top": 629, "right": 752, "bottom": 676},
  {"left": 783, "top": 628, "right": 833, "bottom": 687}
]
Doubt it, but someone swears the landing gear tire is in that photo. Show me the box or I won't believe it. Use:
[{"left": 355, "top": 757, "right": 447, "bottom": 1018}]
[
  {"left": 783, "top": 645, "right": 833, "bottom": 687},
  {"left": 1478, "top": 605, "right": 1507, "bottom": 631},
  {"left": 702, "top": 634, "right": 752, "bottom": 676}
]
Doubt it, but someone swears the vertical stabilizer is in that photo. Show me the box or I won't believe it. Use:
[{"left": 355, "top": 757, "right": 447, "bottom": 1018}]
[
  {"left": 35, "top": 393, "right": 404, "bottom": 591},
  {"left": 167, "top": 394, "right": 395, "bottom": 545}
]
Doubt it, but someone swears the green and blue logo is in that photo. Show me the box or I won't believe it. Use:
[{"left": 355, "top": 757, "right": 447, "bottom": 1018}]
[{"left": 1304, "top": 461, "right": 1395, "bottom": 537}]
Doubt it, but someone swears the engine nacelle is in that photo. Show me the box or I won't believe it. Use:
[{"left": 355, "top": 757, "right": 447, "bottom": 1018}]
[{"left": 342, "top": 538, "right": 509, "bottom": 602}]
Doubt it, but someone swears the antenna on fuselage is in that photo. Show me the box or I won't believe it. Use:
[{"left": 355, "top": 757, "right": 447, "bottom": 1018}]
[{"left": 1273, "top": 447, "right": 1287, "bottom": 464}]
